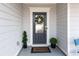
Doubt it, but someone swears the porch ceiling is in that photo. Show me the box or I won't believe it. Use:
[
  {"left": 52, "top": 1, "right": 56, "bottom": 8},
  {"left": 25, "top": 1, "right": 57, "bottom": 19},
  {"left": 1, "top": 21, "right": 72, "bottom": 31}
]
[{"left": 23, "top": 3, "right": 56, "bottom": 7}]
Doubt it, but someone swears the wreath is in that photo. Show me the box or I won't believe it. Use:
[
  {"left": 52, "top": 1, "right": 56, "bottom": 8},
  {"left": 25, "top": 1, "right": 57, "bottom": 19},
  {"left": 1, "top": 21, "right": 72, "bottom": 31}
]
[{"left": 35, "top": 15, "right": 44, "bottom": 24}]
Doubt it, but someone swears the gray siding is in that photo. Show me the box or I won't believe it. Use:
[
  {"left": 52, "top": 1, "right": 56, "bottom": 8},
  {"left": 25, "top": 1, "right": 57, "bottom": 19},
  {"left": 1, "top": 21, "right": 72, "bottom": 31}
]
[
  {"left": 56, "top": 3, "right": 68, "bottom": 55},
  {"left": 0, "top": 3, "right": 23, "bottom": 56}
]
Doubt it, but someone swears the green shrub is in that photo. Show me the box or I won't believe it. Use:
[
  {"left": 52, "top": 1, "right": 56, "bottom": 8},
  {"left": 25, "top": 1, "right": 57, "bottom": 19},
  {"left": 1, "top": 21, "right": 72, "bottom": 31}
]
[
  {"left": 22, "top": 31, "right": 28, "bottom": 45},
  {"left": 50, "top": 37, "right": 58, "bottom": 44}
]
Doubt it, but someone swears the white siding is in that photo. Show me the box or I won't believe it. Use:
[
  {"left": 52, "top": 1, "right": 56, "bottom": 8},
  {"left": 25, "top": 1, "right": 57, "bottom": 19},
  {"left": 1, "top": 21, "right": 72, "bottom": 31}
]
[
  {"left": 0, "top": 3, "right": 23, "bottom": 56},
  {"left": 69, "top": 3, "right": 79, "bottom": 55},
  {"left": 56, "top": 3, "right": 68, "bottom": 55}
]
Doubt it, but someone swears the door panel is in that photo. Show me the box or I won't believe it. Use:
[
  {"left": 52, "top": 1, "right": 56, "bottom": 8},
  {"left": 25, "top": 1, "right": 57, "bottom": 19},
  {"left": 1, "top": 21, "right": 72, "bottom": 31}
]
[{"left": 33, "top": 12, "right": 47, "bottom": 44}]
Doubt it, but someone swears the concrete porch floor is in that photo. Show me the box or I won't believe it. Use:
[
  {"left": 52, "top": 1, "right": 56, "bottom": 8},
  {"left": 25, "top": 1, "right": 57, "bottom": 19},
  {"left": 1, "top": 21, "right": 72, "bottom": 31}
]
[{"left": 18, "top": 47, "right": 65, "bottom": 56}]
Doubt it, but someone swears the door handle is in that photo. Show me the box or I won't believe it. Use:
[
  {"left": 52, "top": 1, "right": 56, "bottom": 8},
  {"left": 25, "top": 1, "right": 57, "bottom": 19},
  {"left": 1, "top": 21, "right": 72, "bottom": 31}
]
[{"left": 45, "top": 26, "right": 47, "bottom": 31}]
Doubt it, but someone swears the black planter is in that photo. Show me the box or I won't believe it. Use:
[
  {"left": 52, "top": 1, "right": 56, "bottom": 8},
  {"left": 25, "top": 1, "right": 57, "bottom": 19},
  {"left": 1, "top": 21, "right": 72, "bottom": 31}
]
[
  {"left": 51, "top": 44, "right": 56, "bottom": 48},
  {"left": 23, "top": 44, "right": 27, "bottom": 48}
]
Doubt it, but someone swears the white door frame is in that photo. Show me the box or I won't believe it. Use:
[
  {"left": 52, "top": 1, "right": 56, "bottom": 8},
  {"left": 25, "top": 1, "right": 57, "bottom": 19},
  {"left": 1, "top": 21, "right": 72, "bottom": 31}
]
[{"left": 30, "top": 7, "right": 50, "bottom": 47}]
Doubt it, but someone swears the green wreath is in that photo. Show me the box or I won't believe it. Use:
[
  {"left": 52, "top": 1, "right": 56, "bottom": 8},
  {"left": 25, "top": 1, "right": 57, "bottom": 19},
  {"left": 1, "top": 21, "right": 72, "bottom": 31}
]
[{"left": 35, "top": 15, "right": 44, "bottom": 24}]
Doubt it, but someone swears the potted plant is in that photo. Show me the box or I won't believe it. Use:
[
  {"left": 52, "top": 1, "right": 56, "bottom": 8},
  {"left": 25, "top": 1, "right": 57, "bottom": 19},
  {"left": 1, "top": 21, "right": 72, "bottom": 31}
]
[
  {"left": 22, "top": 31, "right": 28, "bottom": 48},
  {"left": 50, "top": 37, "right": 58, "bottom": 48}
]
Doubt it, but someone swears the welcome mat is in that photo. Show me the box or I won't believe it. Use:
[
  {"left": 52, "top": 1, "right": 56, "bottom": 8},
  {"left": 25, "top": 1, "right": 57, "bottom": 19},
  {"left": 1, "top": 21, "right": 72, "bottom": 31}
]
[{"left": 31, "top": 47, "right": 51, "bottom": 53}]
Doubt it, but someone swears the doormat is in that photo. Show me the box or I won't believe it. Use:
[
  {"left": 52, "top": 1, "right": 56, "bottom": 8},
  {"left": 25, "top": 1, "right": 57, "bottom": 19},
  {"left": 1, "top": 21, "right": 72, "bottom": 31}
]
[{"left": 31, "top": 47, "right": 51, "bottom": 53}]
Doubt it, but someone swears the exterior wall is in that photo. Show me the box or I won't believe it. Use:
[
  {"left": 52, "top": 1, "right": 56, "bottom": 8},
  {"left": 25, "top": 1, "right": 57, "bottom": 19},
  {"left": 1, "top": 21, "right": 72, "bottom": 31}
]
[
  {"left": 69, "top": 3, "right": 79, "bottom": 55},
  {"left": 23, "top": 4, "right": 56, "bottom": 46},
  {"left": 0, "top": 3, "right": 68, "bottom": 55},
  {"left": 56, "top": 3, "right": 68, "bottom": 55},
  {"left": 49, "top": 5, "right": 57, "bottom": 39},
  {"left": 0, "top": 4, "right": 23, "bottom": 56},
  {"left": 23, "top": 5, "right": 30, "bottom": 46}
]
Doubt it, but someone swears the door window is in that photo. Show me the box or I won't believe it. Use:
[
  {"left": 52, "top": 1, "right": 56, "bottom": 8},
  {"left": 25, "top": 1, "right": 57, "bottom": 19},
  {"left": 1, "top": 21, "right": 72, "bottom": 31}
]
[{"left": 35, "top": 15, "right": 44, "bottom": 33}]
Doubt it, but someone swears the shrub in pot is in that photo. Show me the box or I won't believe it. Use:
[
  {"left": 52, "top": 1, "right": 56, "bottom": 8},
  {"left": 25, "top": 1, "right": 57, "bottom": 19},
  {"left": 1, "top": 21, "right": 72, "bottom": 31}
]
[
  {"left": 22, "top": 31, "right": 28, "bottom": 48},
  {"left": 50, "top": 37, "right": 58, "bottom": 48}
]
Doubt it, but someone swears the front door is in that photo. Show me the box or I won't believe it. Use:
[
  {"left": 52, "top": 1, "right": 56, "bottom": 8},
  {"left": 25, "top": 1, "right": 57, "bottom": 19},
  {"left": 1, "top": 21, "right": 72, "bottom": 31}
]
[{"left": 33, "top": 12, "right": 47, "bottom": 45}]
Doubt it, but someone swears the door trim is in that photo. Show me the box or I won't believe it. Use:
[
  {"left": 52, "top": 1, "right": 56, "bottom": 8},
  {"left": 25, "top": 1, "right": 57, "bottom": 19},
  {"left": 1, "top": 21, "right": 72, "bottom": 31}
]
[{"left": 30, "top": 7, "right": 50, "bottom": 47}]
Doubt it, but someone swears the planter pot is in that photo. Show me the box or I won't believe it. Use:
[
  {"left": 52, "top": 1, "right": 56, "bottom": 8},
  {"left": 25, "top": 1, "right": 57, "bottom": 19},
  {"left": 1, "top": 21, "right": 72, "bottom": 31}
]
[
  {"left": 51, "top": 44, "right": 56, "bottom": 48},
  {"left": 23, "top": 44, "right": 27, "bottom": 48}
]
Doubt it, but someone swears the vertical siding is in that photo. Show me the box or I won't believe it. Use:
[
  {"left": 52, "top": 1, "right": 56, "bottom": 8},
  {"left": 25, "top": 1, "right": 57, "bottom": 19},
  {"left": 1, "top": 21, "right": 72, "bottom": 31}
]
[
  {"left": 56, "top": 4, "right": 68, "bottom": 55},
  {"left": 0, "top": 3, "right": 23, "bottom": 56}
]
